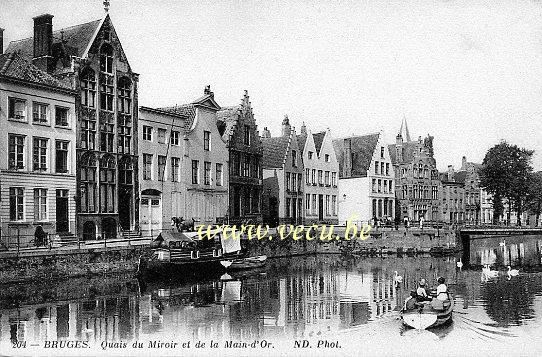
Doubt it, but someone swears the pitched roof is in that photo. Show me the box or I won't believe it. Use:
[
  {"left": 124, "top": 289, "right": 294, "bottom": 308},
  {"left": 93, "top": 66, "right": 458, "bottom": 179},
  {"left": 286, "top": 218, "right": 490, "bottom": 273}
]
[
  {"left": 157, "top": 104, "right": 196, "bottom": 131},
  {"left": 388, "top": 141, "right": 417, "bottom": 165},
  {"left": 0, "top": 52, "right": 72, "bottom": 90},
  {"left": 313, "top": 131, "right": 326, "bottom": 155},
  {"left": 262, "top": 136, "right": 290, "bottom": 169},
  {"left": 454, "top": 171, "right": 467, "bottom": 184},
  {"left": 217, "top": 105, "right": 239, "bottom": 140},
  {"left": 296, "top": 134, "right": 307, "bottom": 153},
  {"left": 6, "top": 19, "right": 102, "bottom": 61},
  {"left": 333, "top": 133, "right": 379, "bottom": 178}
]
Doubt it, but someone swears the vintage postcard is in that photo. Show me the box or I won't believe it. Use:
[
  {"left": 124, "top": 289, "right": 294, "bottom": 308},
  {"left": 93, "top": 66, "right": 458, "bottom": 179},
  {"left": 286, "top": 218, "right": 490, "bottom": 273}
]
[{"left": 0, "top": 0, "right": 541, "bottom": 356}]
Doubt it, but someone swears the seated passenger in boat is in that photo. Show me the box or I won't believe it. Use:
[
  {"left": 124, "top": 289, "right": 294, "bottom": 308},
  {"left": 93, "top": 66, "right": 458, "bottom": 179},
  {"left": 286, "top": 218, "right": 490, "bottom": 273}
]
[
  {"left": 404, "top": 291, "right": 422, "bottom": 310},
  {"left": 436, "top": 277, "right": 448, "bottom": 301},
  {"left": 416, "top": 279, "right": 432, "bottom": 302}
]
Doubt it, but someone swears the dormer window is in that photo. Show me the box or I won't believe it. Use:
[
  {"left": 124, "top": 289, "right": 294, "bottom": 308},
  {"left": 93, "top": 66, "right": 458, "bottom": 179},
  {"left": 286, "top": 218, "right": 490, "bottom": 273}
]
[{"left": 100, "top": 44, "right": 113, "bottom": 74}]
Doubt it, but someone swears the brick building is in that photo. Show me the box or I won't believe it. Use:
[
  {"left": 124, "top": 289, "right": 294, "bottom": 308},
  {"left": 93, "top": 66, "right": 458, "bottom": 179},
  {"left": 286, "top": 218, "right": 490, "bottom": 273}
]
[
  {"left": 388, "top": 119, "right": 440, "bottom": 223},
  {"left": 439, "top": 166, "right": 466, "bottom": 224},
  {"left": 217, "top": 91, "right": 263, "bottom": 225},
  {"left": 6, "top": 14, "right": 140, "bottom": 240},
  {"left": 261, "top": 116, "right": 304, "bottom": 226}
]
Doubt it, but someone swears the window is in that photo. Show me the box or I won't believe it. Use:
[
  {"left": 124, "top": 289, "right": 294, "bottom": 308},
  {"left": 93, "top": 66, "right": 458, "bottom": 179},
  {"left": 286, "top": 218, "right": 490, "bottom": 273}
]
[
  {"left": 305, "top": 169, "right": 310, "bottom": 184},
  {"left": 143, "top": 154, "right": 153, "bottom": 180},
  {"left": 243, "top": 155, "right": 250, "bottom": 177},
  {"left": 291, "top": 173, "right": 296, "bottom": 191},
  {"left": 55, "top": 141, "right": 69, "bottom": 173},
  {"left": 312, "top": 169, "right": 316, "bottom": 184},
  {"left": 386, "top": 163, "right": 390, "bottom": 176},
  {"left": 318, "top": 170, "right": 323, "bottom": 185},
  {"left": 286, "top": 198, "right": 291, "bottom": 218},
  {"left": 117, "top": 78, "right": 131, "bottom": 114},
  {"left": 291, "top": 150, "right": 297, "bottom": 167},
  {"left": 378, "top": 179, "right": 382, "bottom": 193},
  {"left": 119, "top": 157, "right": 133, "bottom": 185},
  {"left": 332, "top": 195, "right": 337, "bottom": 215},
  {"left": 8, "top": 134, "right": 25, "bottom": 169},
  {"left": 33, "top": 138, "right": 48, "bottom": 171},
  {"left": 325, "top": 154, "right": 330, "bottom": 162},
  {"left": 100, "top": 44, "right": 113, "bottom": 74},
  {"left": 381, "top": 162, "right": 385, "bottom": 175},
  {"left": 100, "top": 75, "right": 114, "bottom": 111},
  {"left": 80, "top": 68, "right": 96, "bottom": 108},
  {"left": 117, "top": 115, "right": 131, "bottom": 154},
  {"left": 171, "top": 157, "right": 180, "bottom": 182},
  {"left": 100, "top": 156, "right": 116, "bottom": 213},
  {"left": 158, "top": 128, "right": 167, "bottom": 144},
  {"left": 216, "top": 163, "right": 223, "bottom": 186},
  {"left": 389, "top": 180, "right": 393, "bottom": 194},
  {"left": 8, "top": 97, "right": 27, "bottom": 120},
  {"left": 325, "top": 171, "right": 330, "bottom": 186},
  {"left": 55, "top": 106, "right": 69, "bottom": 127},
  {"left": 158, "top": 155, "right": 166, "bottom": 181},
  {"left": 381, "top": 146, "right": 385, "bottom": 158},
  {"left": 298, "top": 173, "right": 302, "bottom": 191},
  {"left": 100, "top": 122, "right": 114, "bottom": 152},
  {"left": 9, "top": 188, "right": 24, "bottom": 221},
  {"left": 312, "top": 194, "right": 317, "bottom": 213},
  {"left": 325, "top": 195, "right": 330, "bottom": 216},
  {"left": 33, "top": 102, "right": 48, "bottom": 124},
  {"left": 142, "top": 126, "right": 152, "bottom": 141},
  {"left": 192, "top": 160, "right": 199, "bottom": 184},
  {"left": 171, "top": 131, "right": 180, "bottom": 145},
  {"left": 332, "top": 172, "right": 337, "bottom": 186},
  {"left": 306, "top": 194, "right": 311, "bottom": 210},
  {"left": 286, "top": 173, "right": 291, "bottom": 191},
  {"left": 81, "top": 118, "right": 96, "bottom": 150},
  {"left": 34, "top": 188, "right": 47, "bottom": 221},
  {"left": 308, "top": 151, "right": 313, "bottom": 160},
  {"left": 244, "top": 125, "right": 251, "bottom": 145},
  {"left": 203, "top": 131, "right": 211, "bottom": 151},
  {"left": 372, "top": 179, "right": 376, "bottom": 192},
  {"left": 375, "top": 161, "right": 379, "bottom": 175},
  {"left": 80, "top": 154, "right": 97, "bottom": 213}
]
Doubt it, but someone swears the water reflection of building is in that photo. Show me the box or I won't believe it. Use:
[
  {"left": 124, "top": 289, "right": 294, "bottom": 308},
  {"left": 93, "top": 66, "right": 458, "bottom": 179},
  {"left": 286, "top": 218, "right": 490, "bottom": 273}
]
[{"left": 472, "top": 235, "right": 542, "bottom": 266}]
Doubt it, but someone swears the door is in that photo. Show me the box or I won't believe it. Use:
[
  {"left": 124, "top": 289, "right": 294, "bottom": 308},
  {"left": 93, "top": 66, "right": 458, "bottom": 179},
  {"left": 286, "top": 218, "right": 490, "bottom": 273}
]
[
  {"left": 140, "top": 196, "right": 162, "bottom": 237},
  {"left": 56, "top": 189, "right": 69, "bottom": 232},
  {"left": 118, "top": 186, "right": 132, "bottom": 231},
  {"left": 318, "top": 195, "right": 324, "bottom": 221}
]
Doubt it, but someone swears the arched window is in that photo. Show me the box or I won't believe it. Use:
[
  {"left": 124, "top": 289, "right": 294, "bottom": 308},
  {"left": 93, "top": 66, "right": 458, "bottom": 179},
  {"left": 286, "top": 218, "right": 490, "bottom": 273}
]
[
  {"left": 100, "top": 155, "right": 116, "bottom": 213},
  {"left": 117, "top": 77, "right": 131, "bottom": 114},
  {"left": 80, "top": 68, "right": 96, "bottom": 108},
  {"left": 100, "top": 44, "right": 113, "bottom": 74},
  {"left": 424, "top": 165, "right": 429, "bottom": 179},
  {"left": 119, "top": 156, "right": 133, "bottom": 185},
  {"left": 81, "top": 154, "right": 97, "bottom": 212}
]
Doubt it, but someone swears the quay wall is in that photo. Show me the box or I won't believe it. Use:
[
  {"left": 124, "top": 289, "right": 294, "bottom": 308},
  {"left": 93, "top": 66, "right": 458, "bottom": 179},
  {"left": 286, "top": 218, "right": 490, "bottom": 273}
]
[{"left": 0, "top": 228, "right": 457, "bottom": 283}]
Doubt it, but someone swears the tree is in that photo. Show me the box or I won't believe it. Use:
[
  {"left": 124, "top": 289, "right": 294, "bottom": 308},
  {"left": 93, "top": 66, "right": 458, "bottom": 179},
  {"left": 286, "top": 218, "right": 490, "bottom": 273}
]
[
  {"left": 479, "top": 141, "right": 534, "bottom": 226},
  {"left": 526, "top": 172, "right": 542, "bottom": 226}
]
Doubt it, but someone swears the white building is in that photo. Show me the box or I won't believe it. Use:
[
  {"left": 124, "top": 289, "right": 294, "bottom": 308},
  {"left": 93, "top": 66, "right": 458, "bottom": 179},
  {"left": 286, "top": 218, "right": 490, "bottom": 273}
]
[
  {"left": 0, "top": 52, "right": 77, "bottom": 244},
  {"left": 298, "top": 124, "right": 339, "bottom": 224},
  {"left": 333, "top": 132, "right": 395, "bottom": 225}
]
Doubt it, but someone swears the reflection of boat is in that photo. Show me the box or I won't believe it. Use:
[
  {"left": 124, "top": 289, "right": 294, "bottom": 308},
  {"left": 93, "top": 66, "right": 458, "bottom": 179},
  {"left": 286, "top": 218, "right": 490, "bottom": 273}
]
[
  {"left": 429, "top": 246, "right": 455, "bottom": 257},
  {"left": 401, "top": 294, "right": 454, "bottom": 329},
  {"left": 220, "top": 255, "right": 267, "bottom": 270}
]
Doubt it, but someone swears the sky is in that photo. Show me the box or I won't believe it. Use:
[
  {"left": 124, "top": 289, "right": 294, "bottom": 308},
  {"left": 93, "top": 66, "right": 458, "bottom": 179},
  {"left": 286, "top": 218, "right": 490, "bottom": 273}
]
[{"left": 1, "top": 0, "right": 542, "bottom": 171}]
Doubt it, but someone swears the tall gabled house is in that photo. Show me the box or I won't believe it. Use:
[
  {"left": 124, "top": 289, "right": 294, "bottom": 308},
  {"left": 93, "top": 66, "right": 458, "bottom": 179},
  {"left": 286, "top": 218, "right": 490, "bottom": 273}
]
[
  {"left": 6, "top": 14, "right": 140, "bottom": 240},
  {"left": 298, "top": 124, "right": 339, "bottom": 224},
  {"left": 261, "top": 116, "right": 304, "bottom": 226},
  {"left": 217, "top": 91, "right": 263, "bottom": 225},
  {"left": 333, "top": 132, "right": 395, "bottom": 225}
]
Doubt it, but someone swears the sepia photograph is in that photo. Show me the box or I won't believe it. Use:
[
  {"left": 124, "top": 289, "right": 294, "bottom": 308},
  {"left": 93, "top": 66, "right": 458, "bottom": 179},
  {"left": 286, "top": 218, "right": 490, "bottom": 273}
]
[{"left": 0, "top": 0, "right": 542, "bottom": 356}]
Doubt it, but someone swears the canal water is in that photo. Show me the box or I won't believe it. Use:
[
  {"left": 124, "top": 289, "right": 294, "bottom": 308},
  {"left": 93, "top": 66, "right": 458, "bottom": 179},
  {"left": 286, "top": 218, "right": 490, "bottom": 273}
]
[{"left": 1, "top": 235, "right": 542, "bottom": 356}]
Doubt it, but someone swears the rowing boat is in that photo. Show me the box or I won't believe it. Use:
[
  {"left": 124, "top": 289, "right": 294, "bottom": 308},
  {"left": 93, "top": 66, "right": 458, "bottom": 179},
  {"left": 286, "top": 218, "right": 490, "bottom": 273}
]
[
  {"left": 401, "top": 294, "right": 454, "bottom": 329},
  {"left": 220, "top": 255, "right": 267, "bottom": 271}
]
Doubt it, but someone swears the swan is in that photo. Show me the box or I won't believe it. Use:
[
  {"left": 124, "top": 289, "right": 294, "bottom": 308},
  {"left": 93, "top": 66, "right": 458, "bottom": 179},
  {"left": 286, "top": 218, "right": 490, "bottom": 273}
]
[
  {"left": 394, "top": 271, "right": 403, "bottom": 287},
  {"left": 507, "top": 266, "right": 519, "bottom": 277},
  {"left": 456, "top": 258, "right": 463, "bottom": 270},
  {"left": 484, "top": 265, "right": 499, "bottom": 278}
]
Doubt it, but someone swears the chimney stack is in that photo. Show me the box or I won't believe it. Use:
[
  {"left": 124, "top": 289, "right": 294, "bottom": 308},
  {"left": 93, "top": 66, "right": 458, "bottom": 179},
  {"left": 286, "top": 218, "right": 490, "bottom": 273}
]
[
  {"left": 344, "top": 138, "right": 352, "bottom": 178},
  {"left": 461, "top": 156, "right": 467, "bottom": 171},
  {"left": 300, "top": 122, "right": 307, "bottom": 136},
  {"left": 33, "top": 14, "right": 54, "bottom": 73},
  {"left": 447, "top": 165, "right": 454, "bottom": 181},
  {"left": 0, "top": 28, "right": 4, "bottom": 55},
  {"left": 261, "top": 127, "right": 271, "bottom": 139}
]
